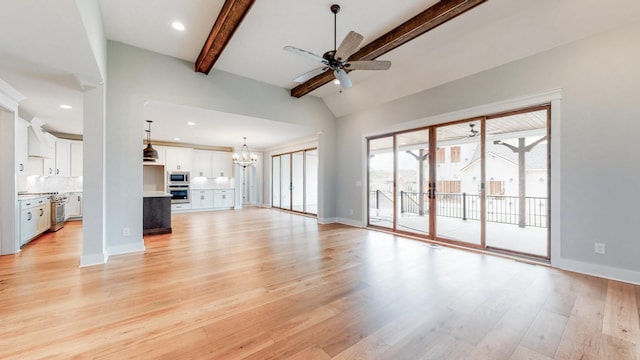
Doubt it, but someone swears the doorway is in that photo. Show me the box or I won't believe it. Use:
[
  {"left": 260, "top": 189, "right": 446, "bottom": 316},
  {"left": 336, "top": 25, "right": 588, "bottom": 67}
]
[
  {"left": 367, "top": 106, "right": 550, "bottom": 259},
  {"left": 272, "top": 148, "right": 318, "bottom": 215}
]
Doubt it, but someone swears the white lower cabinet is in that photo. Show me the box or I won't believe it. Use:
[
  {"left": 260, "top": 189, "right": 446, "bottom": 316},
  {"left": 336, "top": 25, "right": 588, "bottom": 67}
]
[
  {"left": 213, "top": 189, "right": 234, "bottom": 208},
  {"left": 19, "top": 197, "right": 50, "bottom": 247},
  {"left": 171, "top": 203, "right": 192, "bottom": 212},
  {"left": 66, "top": 192, "right": 83, "bottom": 219},
  {"left": 191, "top": 190, "right": 214, "bottom": 209}
]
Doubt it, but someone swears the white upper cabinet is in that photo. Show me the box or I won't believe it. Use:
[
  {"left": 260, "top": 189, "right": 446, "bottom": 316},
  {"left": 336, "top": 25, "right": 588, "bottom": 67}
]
[
  {"left": 192, "top": 150, "right": 214, "bottom": 178},
  {"left": 165, "top": 147, "right": 192, "bottom": 172},
  {"left": 70, "top": 141, "right": 83, "bottom": 177},
  {"left": 15, "top": 118, "right": 28, "bottom": 175},
  {"left": 55, "top": 140, "right": 70, "bottom": 176},
  {"left": 211, "top": 151, "right": 232, "bottom": 178}
]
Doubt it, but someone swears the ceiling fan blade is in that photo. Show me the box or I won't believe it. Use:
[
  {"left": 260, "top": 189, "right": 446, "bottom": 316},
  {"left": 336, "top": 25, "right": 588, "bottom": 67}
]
[
  {"left": 283, "top": 46, "right": 327, "bottom": 64},
  {"left": 346, "top": 60, "right": 392, "bottom": 71},
  {"left": 293, "top": 67, "right": 327, "bottom": 83},
  {"left": 334, "top": 31, "right": 364, "bottom": 61},
  {"left": 334, "top": 69, "right": 352, "bottom": 89}
]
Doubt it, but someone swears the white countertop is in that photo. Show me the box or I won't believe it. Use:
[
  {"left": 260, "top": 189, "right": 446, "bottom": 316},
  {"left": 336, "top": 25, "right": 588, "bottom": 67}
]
[
  {"left": 143, "top": 191, "right": 172, "bottom": 198},
  {"left": 190, "top": 188, "right": 235, "bottom": 190}
]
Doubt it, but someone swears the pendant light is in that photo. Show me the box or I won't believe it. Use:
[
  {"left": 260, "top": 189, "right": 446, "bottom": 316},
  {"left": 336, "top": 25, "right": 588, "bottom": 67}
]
[{"left": 143, "top": 120, "right": 159, "bottom": 162}]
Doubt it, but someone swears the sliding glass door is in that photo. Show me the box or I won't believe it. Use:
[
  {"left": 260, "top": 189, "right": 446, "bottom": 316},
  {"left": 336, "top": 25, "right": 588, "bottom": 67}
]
[
  {"left": 484, "top": 108, "right": 549, "bottom": 257},
  {"left": 368, "top": 136, "right": 394, "bottom": 229},
  {"left": 395, "top": 129, "right": 430, "bottom": 236},
  {"left": 366, "top": 106, "right": 550, "bottom": 259},
  {"left": 272, "top": 148, "right": 318, "bottom": 215},
  {"left": 435, "top": 120, "right": 482, "bottom": 246}
]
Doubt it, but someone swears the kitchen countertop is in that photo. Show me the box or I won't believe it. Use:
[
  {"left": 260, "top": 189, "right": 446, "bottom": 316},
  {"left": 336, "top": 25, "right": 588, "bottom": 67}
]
[
  {"left": 190, "top": 187, "right": 235, "bottom": 190},
  {"left": 17, "top": 194, "right": 51, "bottom": 201},
  {"left": 143, "top": 191, "right": 172, "bottom": 198}
]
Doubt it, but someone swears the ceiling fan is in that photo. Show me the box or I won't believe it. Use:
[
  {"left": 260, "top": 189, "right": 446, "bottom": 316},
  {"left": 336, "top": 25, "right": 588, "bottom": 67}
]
[{"left": 283, "top": 4, "right": 391, "bottom": 89}]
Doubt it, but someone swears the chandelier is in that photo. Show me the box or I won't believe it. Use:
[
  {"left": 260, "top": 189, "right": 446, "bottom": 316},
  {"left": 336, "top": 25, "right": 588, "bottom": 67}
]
[{"left": 232, "top": 137, "right": 258, "bottom": 168}]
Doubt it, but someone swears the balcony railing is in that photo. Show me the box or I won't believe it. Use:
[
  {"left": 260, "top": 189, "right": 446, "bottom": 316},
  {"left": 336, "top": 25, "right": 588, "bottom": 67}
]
[{"left": 374, "top": 191, "right": 548, "bottom": 228}]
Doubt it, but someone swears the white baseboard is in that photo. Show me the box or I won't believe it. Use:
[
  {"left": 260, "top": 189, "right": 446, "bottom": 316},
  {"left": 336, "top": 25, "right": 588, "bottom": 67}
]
[
  {"left": 79, "top": 252, "right": 108, "bottom": 267},
  {"left": 317, "top": 217, "right": 337, "bottom": 225},
  {"left": 106, "top": 240, "right": 146, "bottom": 257},
  {"left": 554, "top": 257, "right": 640, "bottom": 285},
  {"left": 336, "top": 217, "right": 365, "bottom": 228}
]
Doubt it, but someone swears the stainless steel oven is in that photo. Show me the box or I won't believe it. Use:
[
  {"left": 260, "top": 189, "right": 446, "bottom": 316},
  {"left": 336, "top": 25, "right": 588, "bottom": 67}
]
[
  {"left": 168, "top": 185, "right": 190, "bottom": 204},
  {"left": 50, "top": 193, "right": 67, "bottom": 231}
]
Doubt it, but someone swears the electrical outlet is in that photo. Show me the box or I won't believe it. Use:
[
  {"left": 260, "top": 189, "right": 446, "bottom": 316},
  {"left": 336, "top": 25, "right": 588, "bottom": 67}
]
[
  {"left": 594, "top": 242, "right": 605, "bottom": 254},
  {"left": 123, "top": 227, "right": 130, "bottom": 237}
]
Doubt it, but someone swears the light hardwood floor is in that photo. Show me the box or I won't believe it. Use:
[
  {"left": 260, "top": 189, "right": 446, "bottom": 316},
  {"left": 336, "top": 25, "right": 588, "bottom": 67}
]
[{"left": 1, "top": 207, "right": 639, "bottom": 359}]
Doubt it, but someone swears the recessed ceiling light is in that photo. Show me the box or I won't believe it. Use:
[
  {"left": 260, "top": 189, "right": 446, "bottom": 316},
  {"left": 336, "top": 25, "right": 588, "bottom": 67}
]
[
  {"left": 187, "top": 122, "right": 195, "bottom": 126},
  {"left": 173, "top": 137, "right": 181, "bottom": 141},
  {"left": 172, "top": 21, "right": 185, "bottom": 31},
  {"left": 59, "top": 104, "right": 72, "bottom": 110}
]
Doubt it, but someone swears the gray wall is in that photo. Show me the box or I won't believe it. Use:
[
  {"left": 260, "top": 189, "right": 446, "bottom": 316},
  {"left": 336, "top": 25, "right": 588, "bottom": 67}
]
[
  {"left": 105, "top": 41, "right": 336, "bottom": 253},
  {"left": 335, "top": 21, "right": 640, "bottom": 282}
]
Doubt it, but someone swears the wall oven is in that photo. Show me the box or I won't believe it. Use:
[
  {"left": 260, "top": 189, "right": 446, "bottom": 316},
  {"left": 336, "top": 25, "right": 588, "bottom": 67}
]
[{"left": 168, "top": 185, "right": 190, "bottom": 204}]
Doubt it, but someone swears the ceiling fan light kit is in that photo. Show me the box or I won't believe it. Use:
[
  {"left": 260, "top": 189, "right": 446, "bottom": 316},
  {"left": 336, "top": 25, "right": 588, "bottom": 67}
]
[{"left": 284, "top": 3, "right": 391, "bottom": 91}]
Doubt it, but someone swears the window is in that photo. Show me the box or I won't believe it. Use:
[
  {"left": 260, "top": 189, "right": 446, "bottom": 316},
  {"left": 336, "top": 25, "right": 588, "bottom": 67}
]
[
  {"left": 487, "top": 180, "right": 504, "bottom": 196},
  {"left": 436, "top": 148, "right": 445, "bottom": 163},
  {"left": 437, "top": 180, "right": 461, "bottom": 193},
  {"left": 450, "top": 146, "right": 461, "bottom": 163}
]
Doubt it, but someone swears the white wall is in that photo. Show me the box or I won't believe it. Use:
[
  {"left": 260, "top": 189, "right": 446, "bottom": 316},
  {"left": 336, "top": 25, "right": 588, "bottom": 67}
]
[
  {"left": 335, "top": 21, "right": 640, "bottom": 283},
  {"left": 0, "top": 78, "right": 24, "bottom": 255},
  {"left": 105, "top": 42, "right": 337, "bottom": 254}
]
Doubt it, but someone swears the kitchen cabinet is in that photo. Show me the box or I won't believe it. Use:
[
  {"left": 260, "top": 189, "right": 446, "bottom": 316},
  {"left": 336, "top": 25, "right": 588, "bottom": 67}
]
[
  {"left": 192, "top": 150, "right": 213, "bottom": 178},
  {"left": 43, "top": 157, "right": 55, "bottom": 176},
  {"left": 165, "top": 147, "right": 192, "bottom": 172},
  {"left": 19, "top": 196, "right": 50, "bottom": 247},
  {"left": 70, "top": 141, "right": 83, "bottom": 176},
  {"left": 171, "top": 203, "right": 191, "bottom": 212},
  {"left": 191, "top": 189, "right": 214, "bottom": 209},
  {"left": 213, "top": 189, "right": 234, "bottom": 208},
  {"left": 211, "top": 151, "right": 232, "bottom": 178},
  {"left": 66, "top": 192, "right": 82, "bottom": 219},
  {"left": 55, "top": 140, "right": 70, "bottom": 176},
  {"left": 15, "top": 118, "right": 28, "bottom": 176}
]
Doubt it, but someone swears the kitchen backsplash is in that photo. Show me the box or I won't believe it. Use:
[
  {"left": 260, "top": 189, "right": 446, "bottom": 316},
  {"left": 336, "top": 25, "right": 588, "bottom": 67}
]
[
  {"left": 191, "top": 176, "right": 234, "bottom": 190},
  {"left": 21, "top": 176, "right": 83, "bottom": 193}
]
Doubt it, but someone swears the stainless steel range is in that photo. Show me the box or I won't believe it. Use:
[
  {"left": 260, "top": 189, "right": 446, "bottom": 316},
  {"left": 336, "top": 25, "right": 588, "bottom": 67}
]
[{"left": 50, "top": 193, "right": 67, "bottom": 231}]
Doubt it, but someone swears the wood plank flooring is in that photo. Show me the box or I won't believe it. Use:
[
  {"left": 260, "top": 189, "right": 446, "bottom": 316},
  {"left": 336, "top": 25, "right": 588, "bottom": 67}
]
[{"left": 1, "top": 207, "right": 639, "bottom": 359}]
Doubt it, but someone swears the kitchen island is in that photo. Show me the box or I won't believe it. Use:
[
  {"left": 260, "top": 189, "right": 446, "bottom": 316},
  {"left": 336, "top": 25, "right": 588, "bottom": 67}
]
[{"left": 143, "top": 192, "right": 172, "bottom": 235}]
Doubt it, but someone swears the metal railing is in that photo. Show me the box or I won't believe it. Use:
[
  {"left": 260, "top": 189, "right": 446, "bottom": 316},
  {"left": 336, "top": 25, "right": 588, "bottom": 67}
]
[{"left": 394, "top": 191, "right": 547, "bottom": 228}]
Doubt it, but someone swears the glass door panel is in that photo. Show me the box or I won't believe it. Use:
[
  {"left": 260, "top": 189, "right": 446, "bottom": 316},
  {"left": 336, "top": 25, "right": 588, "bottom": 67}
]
[
  {"left": 435, "top": 120, "right": 482, "bottom": 245},
  {"left": 305, "top": 149, "right": 318, "bottom": 214},
  {"left": 368, "top": 136, "right": 394, "bottom": 229},
  {"left": 280, "top": 153, "right": 291, "bottom": 210},
  {"left": 396, "top": 129, "right": 430, "bottom": 236},
  {"left": 272, "top": 156, "right": 281, "bottom": 208},
  {"left": 485, "top": 109, "right": 549, "bottom": 257},
  {"left": 291, "top": 151, "right": 304, "bottom": 212}
]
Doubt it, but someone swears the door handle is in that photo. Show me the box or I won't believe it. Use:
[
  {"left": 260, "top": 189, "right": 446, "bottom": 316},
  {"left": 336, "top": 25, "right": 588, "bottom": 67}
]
[
  {"left": 19, "top": 163, "right": 24, "bottom": 172},
  {"left": 27, "top": 212, "right": 32, "bottom": 221},
  {"left": 40, "top": 208, "right": 44, "bottom": 216}
]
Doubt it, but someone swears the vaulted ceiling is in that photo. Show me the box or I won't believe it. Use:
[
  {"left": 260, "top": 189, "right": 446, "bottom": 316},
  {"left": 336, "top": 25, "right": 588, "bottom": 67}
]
[{"left": 2, "top": 0, "right": 640, "bottom": 148}]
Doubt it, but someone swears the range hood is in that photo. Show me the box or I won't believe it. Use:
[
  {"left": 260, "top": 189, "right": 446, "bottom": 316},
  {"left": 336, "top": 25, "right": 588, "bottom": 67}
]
[{"left": 27, "top": 117, "right": 55, "bottom": 158}]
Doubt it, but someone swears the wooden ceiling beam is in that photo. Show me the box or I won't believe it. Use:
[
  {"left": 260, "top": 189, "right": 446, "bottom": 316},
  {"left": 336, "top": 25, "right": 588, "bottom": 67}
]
[
  {"left": 291, "top": 0, "right": 487, "bottom": 98},
  {"left": 195, "top": 0, "right": 255, "bottom": 74}
]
